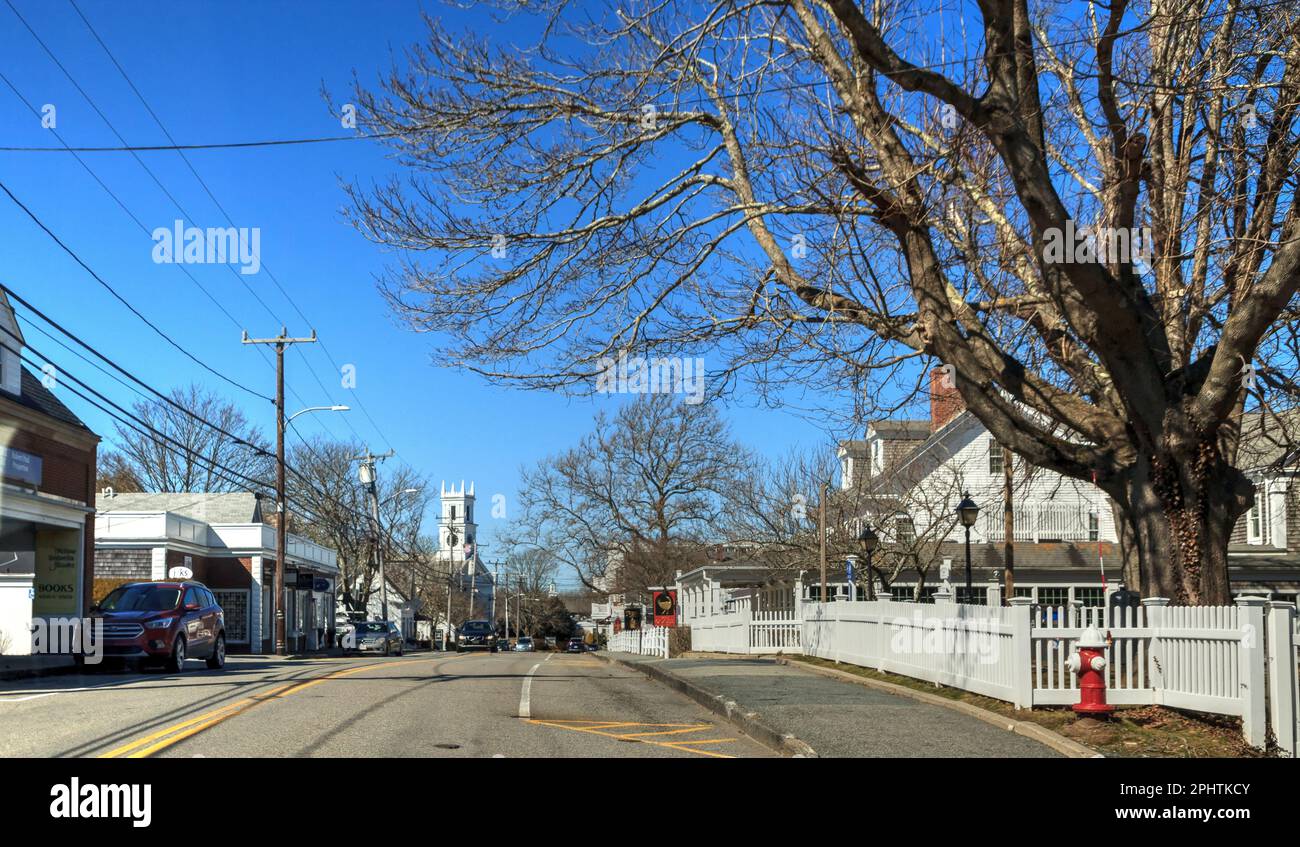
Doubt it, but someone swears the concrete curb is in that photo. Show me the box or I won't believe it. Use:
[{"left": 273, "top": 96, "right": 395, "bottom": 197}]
[
  {"left": 595, "top": 652, "right": 818, "bottom": 758},
  {"left": 776, "top": 657, "right": 1103, "bottom": 759},
  {"left": 0, "top": 661, "right": 78, "bottom": 682}
]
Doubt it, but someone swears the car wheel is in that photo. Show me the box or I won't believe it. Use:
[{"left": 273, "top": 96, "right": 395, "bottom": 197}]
[
  {"left": 206, "top": 633, "right": 226, "bottom": 670},
  {"left": 397, "top": 644, "right": 404, "bottom": 656},
  {"left": 166, "top": 635, "right": 186, "bottom": 673}
]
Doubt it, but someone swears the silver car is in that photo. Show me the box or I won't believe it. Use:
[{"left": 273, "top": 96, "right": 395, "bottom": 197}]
[
  {"left": 351, "top": 620, "right": 404, "bottom": 656},
  {"left": 514, "top": 637, "right": 535, "bottom": 652}
]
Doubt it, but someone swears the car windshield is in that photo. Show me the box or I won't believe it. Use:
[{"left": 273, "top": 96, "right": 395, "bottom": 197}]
[
  {"left": 100, "top": 585, "right": 182, "bottom": 612},
  {"left": 461, "top": 621, "right": 492, "bottom": 634},
  {"left": 357, "top": 623, "right": 388, "bottom": 633},
  {"left": 518, "top": 638, "right": 532, "bottom": 643}
]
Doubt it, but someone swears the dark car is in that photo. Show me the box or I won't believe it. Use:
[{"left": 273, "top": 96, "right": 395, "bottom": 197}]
[
  {"left": 455, "top": 620, "right": 498, "bottom": 652},
  {"left": 93, "top": 581, "right": 226, "bottom": 672},
  {"left": 351, "top": 620, "right": 403, "bottom": 655},
  {"left": 566, "top": 638, "right": 584, "bottom": 653}
]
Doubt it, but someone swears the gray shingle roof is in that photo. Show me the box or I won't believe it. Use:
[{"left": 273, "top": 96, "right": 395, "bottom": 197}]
[
  {"left": 97, "top": 491, "right": 265, "bottom": 523},
  {"left": 0, "top": 367, "right": 92, "bottom": 431}
]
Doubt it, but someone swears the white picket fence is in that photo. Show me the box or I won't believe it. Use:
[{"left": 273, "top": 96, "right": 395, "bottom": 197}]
[
  {"left": 685, "top": 591, "right": 1300, "bottom": 751},
  {"left": 607, "top": 625, "right": 669, "bottom": 658},
  {"left": 1267, "top": 603, "right": 1299, "bottom": 756}
]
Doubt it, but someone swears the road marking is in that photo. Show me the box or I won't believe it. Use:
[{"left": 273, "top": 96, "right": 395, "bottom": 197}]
[
  {"left": 519, "top": 662, "right": 542, "bottom": 718},
  {"left": 526, "top": 718, "right": 740, "bottom": 758},
  {"left": 0, "top": 675, "right": 154, "bottom": 703},
  {"left": 99, "top": 655, "right": 447, "bottom": 758}
]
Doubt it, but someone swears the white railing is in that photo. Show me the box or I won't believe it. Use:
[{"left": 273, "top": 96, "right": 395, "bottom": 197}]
[{"left": 607, "top": 625, "right": 669, "bottom": 658}]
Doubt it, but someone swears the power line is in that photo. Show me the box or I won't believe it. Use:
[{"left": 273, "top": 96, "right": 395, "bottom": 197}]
[
  {"left": 0, "top": 178, "right": 273, "bottom": 403},
  {"left": 63, "top": 0, "right": 393, "bottom": 452},
  {"left": 0, "top": 132, "right": 396, "bottom": 153}
]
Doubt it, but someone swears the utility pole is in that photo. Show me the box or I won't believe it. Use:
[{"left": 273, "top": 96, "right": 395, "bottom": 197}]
[
  {"left": 818, "top": 481, "right": 829, "bottom": 603},
  {"left": 354, "top": 447, "right": 396, "bottom": 623},
  {"left": 242, "top": 327, "right": 317, "bottom": 655}
]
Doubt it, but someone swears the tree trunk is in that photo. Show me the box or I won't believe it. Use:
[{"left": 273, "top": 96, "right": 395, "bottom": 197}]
[{"left": 1114, "top": 445, "right": 1251, "bottom": 605}]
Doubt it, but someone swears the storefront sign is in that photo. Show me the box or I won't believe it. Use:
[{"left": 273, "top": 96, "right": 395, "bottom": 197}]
[
  {"left": 0, "top": 447, "right": 42, "bottom": 487},
  {"left": 652, "top": 590, "right": 677, "bottom": 627},
  {"left": 168, "top": 566, "right": 193, "bottom": 579},
  {"left": 591, "top": 602, "right": 611, "bottom": 619},
  {"left": 33, "top": 529, "right": 79, "bottom": 616},
  {"left": 296, "top": 572, "right": 316, "bottom": 590},
  {"left": 313, "top": 577, "right": 330, "bottom": 592},
  {"left": 623, "top": 606, "right": 642, "bottom": 631}
]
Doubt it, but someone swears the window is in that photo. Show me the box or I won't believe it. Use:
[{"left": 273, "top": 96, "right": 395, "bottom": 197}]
[
  {"left": 891, "top": 585, "right": 913, "bottom": 601},
  {"left": 988, "top": 439, "right": 1003, "bottom": 475},
  {"left": 956, "top": 586, "right": 986, "bottom": 605},
  {"left": 1076, "top": 588, "right": 1105, "bottom": 607},
  {"left": 895, "top": 516, "right": 915, "bottom": 544},
  {"left": 1037, "top": 587, "right": 1070, "bottom": 607},
  {"left": 1088, "top": 511, "right": 1100, "bottom": 542},
  {"left": 1013, "top": 587, "right": 1034, "bottom": 599}
]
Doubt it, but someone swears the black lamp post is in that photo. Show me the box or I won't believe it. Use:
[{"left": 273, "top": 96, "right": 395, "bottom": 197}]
[
  {"left": 858, "top": 525, "right": 879, "bottom": 601},
  {"left": 956, "top": 493, "right": 980, "bottom": 598}
]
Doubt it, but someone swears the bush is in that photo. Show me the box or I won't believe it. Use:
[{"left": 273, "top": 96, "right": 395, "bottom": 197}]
[{"left": 669, "top": 626, "right": 691, "bottom": 657}]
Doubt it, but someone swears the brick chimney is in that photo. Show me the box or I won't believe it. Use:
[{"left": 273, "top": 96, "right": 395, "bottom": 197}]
[{"left": 930, "top": 366, "right": 964, "bottom": 432}]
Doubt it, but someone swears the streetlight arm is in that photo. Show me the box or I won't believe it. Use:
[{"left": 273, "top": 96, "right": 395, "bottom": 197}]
[{"left": 288, "top": 405, "right": 350, "bottom": 424}]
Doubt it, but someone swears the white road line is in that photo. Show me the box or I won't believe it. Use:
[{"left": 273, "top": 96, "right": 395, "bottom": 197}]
[
  {"left": 519, "top": 662, "right": 542, "bottom": 718},
  {"left": 0, "top": 676, "right": 152, "bottom": 703}
]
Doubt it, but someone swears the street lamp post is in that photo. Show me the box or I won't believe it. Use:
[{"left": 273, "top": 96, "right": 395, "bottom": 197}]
[
  {"left": 956, "top": 492, "right": 981, "bottom": 599},
  {"left": 858, "top": 524, "right": 880, "bottom": 601}
]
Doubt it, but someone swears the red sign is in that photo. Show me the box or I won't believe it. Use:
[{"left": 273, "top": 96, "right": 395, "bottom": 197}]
[{"left": 652, "top": 590, "right": 678, "bottom": 627}]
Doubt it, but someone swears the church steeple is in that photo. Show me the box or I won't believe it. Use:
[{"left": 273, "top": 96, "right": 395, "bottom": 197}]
[{"left": 438, "top": 480, "right": 477, "bottom": 560}]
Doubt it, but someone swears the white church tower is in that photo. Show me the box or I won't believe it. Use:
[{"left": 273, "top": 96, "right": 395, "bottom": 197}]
[{"left": 438, "top": 480, "right": 477, "bottom": 558}]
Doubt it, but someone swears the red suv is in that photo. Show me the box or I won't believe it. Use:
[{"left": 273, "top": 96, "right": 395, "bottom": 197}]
[{"left": 93, "top": 581, "right": 226, "bottom": 672}]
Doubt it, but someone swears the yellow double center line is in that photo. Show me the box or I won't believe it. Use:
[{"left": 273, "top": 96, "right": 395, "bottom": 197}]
[{"left": 99, "top": 657, "right": 429, "bottom": 759}]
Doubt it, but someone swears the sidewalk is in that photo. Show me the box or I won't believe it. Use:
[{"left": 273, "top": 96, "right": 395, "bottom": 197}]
[{"left": 601, "top": 653, "right": 1063, "bottom": 758}]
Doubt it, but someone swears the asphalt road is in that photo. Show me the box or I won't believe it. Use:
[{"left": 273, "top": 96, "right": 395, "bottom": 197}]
[{"left": 0, "top": 650, "right": 775, "bottom": 758}]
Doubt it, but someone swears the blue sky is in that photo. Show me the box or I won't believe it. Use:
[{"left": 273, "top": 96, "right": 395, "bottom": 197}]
[{"left": 0, "top": 0, "right": 845, "bottom": 588}]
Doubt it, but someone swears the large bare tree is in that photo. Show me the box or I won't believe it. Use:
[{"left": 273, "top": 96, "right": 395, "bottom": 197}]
[
  {"left": 345, "top": 1, "right": 1300, "bottom": 603},
  {"left": 507, "top": 395, "right": 752, "bottom": 594},
  {"left": 288, "top": 436, "right": 430, "bottom": 615},
  {"left": 102, "top": 383, "right": 272, "bottom": 494}
]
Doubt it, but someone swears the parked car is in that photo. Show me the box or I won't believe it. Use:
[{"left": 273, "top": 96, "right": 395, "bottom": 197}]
[
  {"left": 566, "top": 638, "right": 584, "bottom": 653},
  {"left": 585, "top": 642, "right": 599, "bottom": 652},
  {"left": 92, "top": 581, "right": 226, "bottom": 673},
  {"left": 544, "top": 636, "right": 557, "bottom": 650},
  {"left": 514, "top": 637, "right": 535, "bottom": 652},
  {"left": 352, "top": 620, "right": 403, "bottom": 655},
  {"left": 455, "top": 620, "right": 498, "bottom": 652}
]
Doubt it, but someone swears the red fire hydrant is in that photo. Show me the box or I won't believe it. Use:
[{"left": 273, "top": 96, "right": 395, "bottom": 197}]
[{"left": 1065, "top": 625, "right": 1114, "bottom": 717}]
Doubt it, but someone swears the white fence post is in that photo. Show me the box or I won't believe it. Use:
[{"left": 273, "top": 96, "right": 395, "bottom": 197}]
[
  {"left": 1141, "top": 597, "right": 1169, "bottom": 694},
  {"left": 1267, "top": 601, "right": 1297, "bottom": 757},
  {"left": 1009, "top": 597, "right": 1033, "bottom": 709},
  {"left": 1235, "top": 595, "right": 1268, "bottom": 749}
]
